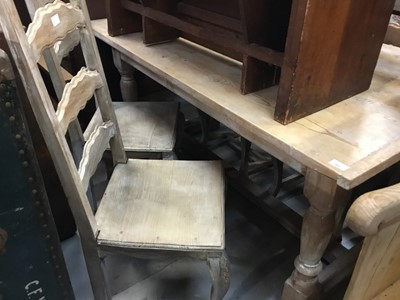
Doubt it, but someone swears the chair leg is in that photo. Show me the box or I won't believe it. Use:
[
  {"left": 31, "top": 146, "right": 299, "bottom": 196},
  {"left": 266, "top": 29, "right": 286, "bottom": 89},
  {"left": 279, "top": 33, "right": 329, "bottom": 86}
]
[
  {"left": 80, "top": 238, "right": 112, "bottom": 300},
  {"left": 207, "top": 251, "right": 230, "bottom": 300}
]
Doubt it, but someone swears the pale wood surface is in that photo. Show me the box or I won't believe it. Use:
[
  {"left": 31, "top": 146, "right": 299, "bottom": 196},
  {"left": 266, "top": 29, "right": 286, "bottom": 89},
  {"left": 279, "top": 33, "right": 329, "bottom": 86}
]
[
  {"left": 84, "top": 101, "right": 179, "bottom": 152},
  {"left": 373, "top": 279, "right": 400, "bottom": 300},
  {"left": 344, "top": 221, "right": 400, "bottom": 300},
  {"left": 54, "top": 29, "right": 81, "bottom": 62},
  {"left": 26, "top": 0, "right": 85, "bottom": 62},
  {"left": 95, "top": 159, "right": 225, "bottom": 251},
  {"left": 56, "top": 68, "right": 103, "bottom": 135},
  {"left": 92, "top": 19, "right": 400, "bottom": 190},
  {"left": 346, "top": 183, "right": 400, "bottom": 236},
  {"left": 344, "top": 183, "right": 400, "bottom": 300},
  {"left": 79, "top": 121, "right": 115, "bottom": 191}
]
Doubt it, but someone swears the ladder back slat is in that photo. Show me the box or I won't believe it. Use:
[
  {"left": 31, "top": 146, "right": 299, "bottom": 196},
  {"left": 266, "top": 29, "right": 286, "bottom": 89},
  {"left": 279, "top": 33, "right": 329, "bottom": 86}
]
[
  {"left": 56, "top": 68, "right": 103, "bottom": 135},
  {"left": 26, "top": 0, "right": 85, "bottom": 62},
  {"left": 79, "top": 121, "right": 116, "bottom": 191},
  {"left": 54, "top": 29, "right": 81, "bottom": 63}
]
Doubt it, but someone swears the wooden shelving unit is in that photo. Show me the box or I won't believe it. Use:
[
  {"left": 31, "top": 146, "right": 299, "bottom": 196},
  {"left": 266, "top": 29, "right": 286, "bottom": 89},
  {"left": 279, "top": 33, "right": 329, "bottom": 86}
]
[{"left": 107, "top": 0, "right": 395, "bottom": 124}]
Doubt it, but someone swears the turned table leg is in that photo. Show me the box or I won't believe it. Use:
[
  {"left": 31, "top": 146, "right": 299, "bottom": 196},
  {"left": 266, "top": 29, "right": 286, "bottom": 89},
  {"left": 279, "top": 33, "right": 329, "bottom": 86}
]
[
  {"left": 112, "top": 49, "right": 138, "bottom": 102},
  {"left": 281, "top": 169, "right": 351, "bottom": 300}
]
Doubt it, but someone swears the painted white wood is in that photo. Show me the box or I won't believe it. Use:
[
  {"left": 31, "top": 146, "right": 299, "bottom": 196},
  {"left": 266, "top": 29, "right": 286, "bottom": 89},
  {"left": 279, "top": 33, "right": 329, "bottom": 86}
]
[
  {"left": 54, "top": 29, "right": 81, "bottom": 62},
  {"left": 79, "top": 121, "right": 115, "bottom": 192},
  {"left": 26, "top": 0, "right": 85, "bottom": 62},
  {"left": 56, "top": 68, "right": 103, "bottom": 135}
]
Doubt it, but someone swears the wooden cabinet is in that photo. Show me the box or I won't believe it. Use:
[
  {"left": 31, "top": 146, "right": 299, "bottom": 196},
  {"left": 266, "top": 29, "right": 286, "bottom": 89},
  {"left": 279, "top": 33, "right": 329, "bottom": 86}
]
[{"left": 106, "top": 0, "right": 395, "bottom": 124}]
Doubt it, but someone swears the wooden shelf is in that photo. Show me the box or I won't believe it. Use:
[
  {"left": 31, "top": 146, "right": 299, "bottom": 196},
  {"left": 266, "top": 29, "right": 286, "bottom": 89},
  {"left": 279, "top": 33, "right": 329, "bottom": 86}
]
[{"left": 106, "top": 0, "right": 395, "bottom": 124}]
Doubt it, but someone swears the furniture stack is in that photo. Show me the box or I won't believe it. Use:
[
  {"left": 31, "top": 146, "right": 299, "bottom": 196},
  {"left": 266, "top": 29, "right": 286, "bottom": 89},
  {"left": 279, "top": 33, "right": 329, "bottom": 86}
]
[{"left": 107, "top": 0, "right": 395, "bottom": 124}]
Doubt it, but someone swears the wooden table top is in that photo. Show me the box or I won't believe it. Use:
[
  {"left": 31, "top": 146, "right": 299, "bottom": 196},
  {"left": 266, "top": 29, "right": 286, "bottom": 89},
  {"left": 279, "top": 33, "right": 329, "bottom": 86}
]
[{"left": 92, "top": 18, "right": 400, "bottom": 189}]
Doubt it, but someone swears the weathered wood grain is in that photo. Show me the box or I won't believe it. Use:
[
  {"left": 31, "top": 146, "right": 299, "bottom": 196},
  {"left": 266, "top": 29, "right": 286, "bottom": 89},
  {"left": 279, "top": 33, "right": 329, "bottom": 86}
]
[
  {"left": 92, "top": 19, "right": 400, "bottom": 190},
  {"left": 26, "top": 0, "right": 85, "bottom": 62},
  {"left": 344, "top": 183, "right": 400, "bottom": 300},
  {"left": 56, "top": 68, "right": 103, "bottom": 135},
  {"left": 79, "top": 121, "right": 115, "bottom": 191}
]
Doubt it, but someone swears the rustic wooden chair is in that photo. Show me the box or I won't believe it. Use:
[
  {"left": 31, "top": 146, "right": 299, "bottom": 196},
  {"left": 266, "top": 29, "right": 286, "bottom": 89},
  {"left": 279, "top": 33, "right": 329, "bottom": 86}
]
[
  {"left": 0, "top": 1, "right": 229, "bottom": 299},
  {"left": 25, "top": 0, "right": 180, "bottom": 160},
  {"left": 343, "top": 182, "right": 400, "bottom": 299}
]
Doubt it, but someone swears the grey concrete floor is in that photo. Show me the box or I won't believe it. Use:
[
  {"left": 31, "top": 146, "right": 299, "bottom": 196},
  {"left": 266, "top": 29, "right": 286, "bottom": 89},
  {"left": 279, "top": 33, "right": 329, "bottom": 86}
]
[{"left": 62, "top": 198, "right": 299, "bottom": 300}]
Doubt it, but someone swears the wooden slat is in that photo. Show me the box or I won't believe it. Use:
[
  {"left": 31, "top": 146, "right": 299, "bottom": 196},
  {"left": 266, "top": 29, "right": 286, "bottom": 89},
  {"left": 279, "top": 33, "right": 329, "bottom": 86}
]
[
  {"left": 56, "top": 68, "right": 103, "bottom": 135},
  {"left": 54, "top": 29, "right": 81, "bottom": 62},
  {"left": 26, "top": 0, "right": 85, "bottom": 62},
  {"left": 79, "top": 121, "right": 115, "bottom": 191},
  {"left": 177, "top": 3, "right": 242, "bottom": 32}
]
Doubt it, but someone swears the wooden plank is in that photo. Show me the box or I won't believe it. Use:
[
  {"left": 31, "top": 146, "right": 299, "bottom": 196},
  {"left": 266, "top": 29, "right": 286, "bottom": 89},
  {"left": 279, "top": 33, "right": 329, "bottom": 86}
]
[
  {"left": 95, "top": 159, "right": 225, "bottom": 251},
  {"left": 91, "top": 19, "right": 400, "bottom": 189},
  {"left": 177, "top": 3, "right": 242, "bottom": 32},
  {"left": 275, "top": 0, "right": 396, "bottom": 124},
  {"left": 105, "top": 0, "right": 142, "bottom": 36},
  {"left": 142, "top": 0, "right": 179, "bottom": 45},
  {"left": 238, "top": 0, "right": 288, "bottom": 93}
]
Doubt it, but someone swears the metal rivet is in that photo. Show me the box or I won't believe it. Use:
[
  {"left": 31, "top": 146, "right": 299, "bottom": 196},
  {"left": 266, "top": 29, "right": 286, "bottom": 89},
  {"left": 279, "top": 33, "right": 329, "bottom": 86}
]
[
  {"left": 31, "top": 189, "right": 37, "bottom": 195},
  {"left": 15, "top": 134, "right": 21, "bottom": 140},
  {"left": 28, "top": 177, "right": 34, "bottom": 183},
  {"left": 19, "top": 149, "right": 25, "bottom": 155},
  {"left": 5, "top": 102, "right": 11, "bottom": 108},
  {"left": 9, "top": 116, "right": 15, "bottom": 122},
  {"left": 22, "top": 161, "right": 28, "bottom": 167}
]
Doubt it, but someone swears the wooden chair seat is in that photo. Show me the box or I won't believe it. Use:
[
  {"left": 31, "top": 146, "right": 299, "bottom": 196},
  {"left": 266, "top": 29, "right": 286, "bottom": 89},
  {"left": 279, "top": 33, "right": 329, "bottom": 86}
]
[
  {"left": 96, "top": 159, "right": 224, "bottom": 250},
  {"left": 85, "top": 101, "right": 179, "bottom": 153}
]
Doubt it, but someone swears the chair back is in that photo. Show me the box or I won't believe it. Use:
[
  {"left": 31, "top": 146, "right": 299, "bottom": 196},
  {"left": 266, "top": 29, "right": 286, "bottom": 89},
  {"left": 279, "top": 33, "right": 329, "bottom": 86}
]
[
  {"left": 0, "top": 0, "right": 126, "bottom": 239},
  {"left": 344, "top": 182, "right": 400, "bottom": 299}
]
